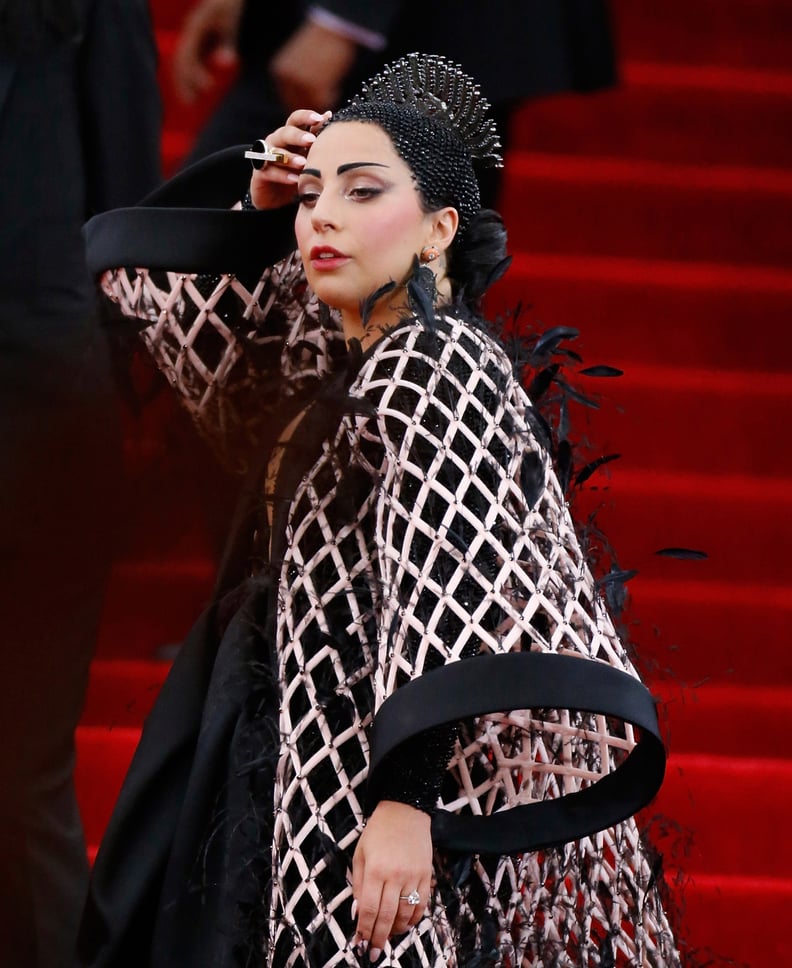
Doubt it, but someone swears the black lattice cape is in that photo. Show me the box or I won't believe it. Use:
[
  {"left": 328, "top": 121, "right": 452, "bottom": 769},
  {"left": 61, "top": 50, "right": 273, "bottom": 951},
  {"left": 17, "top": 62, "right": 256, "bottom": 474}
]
[{"left": 80, "top": 194, "right": 679, "bottom": 968}]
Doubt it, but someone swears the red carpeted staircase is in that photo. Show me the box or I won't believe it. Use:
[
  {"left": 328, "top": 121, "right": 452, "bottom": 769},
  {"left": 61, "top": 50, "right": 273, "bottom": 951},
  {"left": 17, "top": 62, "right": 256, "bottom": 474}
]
[{"left": 75, "top": 1, "right": 792, "bottom": 964}]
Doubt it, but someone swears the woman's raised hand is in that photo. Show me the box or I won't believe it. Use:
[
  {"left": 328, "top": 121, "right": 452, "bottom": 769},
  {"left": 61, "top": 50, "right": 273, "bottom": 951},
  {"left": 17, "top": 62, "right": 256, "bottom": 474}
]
[
  {"left": 352, "top": 800, "right": 433, "bottom": 962},
  {"left": 248, "top": 109, "right": 331, "bottom": 210}
]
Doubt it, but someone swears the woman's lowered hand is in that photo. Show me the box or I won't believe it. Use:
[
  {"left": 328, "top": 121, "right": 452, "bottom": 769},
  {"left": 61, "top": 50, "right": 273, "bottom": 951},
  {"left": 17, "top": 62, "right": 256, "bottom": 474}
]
[{"left": 352, "top": 800, "right": 432, "bottom": 961}]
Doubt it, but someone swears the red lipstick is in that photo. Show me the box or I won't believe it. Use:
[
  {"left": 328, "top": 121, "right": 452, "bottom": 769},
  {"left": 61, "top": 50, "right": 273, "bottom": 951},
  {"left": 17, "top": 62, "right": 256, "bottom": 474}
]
[{"left": 309, "top": 245, "right": 350, "bottom": 271}]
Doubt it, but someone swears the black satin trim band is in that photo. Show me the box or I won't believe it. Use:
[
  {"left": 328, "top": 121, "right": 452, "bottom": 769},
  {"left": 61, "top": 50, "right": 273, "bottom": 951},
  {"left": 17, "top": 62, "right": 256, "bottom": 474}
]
[
  {"left": 83, "top": 145, "right": 297, "bottom": 277},
  {"left": 368, "top": 652, "right": 666, "bottom": 855}
]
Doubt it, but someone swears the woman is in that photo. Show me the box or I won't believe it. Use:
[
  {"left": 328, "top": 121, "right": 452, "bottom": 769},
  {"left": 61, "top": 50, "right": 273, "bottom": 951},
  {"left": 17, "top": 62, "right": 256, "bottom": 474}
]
[{"left": 79, "top": 54, "right": 678, "bottom": 968}]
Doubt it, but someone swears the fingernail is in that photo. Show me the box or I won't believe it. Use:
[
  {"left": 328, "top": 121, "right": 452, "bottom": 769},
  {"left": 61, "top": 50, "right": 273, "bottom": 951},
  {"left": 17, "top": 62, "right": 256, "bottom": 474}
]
[
  {"left": 369, "top": 948, "right": 381, "bottom": 963},
  {"left": 309, "top": 112, "right": 325, "bottom": 122},
  {"left": 291, "top": 155, "right": 306, "bottom": 167},
  {"left": 301, "top": 132, "right": 317, "bottom": 145},
  {"left": 351, "top": 899, "right": 358, "bottom": 918},
  {"left": 286, "top": 173, "right": 299, "bottom": 183}
]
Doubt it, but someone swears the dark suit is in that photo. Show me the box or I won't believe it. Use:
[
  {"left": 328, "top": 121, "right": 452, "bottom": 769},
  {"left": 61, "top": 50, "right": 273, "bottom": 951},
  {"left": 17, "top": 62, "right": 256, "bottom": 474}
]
[
  {"left": 0, "top": 2, "right": 160, "bottom": 965},
  {"left": 188, "top": 0, "right": 617, "bottom": 189}
]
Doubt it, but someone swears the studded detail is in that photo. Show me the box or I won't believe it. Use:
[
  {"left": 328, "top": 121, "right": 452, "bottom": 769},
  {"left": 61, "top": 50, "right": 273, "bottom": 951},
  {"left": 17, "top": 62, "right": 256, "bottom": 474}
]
[
  {"left": 330, "top": 54, "right": 503, "bottom": 240},
  {"left": 350, "top": 53, "right": 502, "bottom": 168}
]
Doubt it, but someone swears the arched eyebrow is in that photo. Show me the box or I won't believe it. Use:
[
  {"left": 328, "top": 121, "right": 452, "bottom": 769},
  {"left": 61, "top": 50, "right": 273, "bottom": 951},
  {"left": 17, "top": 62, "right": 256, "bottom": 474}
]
[
  {"left": 338, "top": 162, "right": 390, "bottom": 174},
  {"left": 300, "top": 162, "right": 390, "bottom": 178}
]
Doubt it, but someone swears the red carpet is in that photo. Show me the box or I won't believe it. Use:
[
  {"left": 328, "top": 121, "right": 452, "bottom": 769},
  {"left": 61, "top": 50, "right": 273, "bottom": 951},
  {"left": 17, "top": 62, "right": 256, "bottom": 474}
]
[{"left": 75, "top": 2, "right": 792, "bottom": 965}]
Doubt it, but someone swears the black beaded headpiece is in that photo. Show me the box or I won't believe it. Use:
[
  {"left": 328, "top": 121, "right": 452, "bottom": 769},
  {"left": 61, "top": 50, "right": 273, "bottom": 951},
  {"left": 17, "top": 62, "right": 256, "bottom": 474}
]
[{"left": 330, "top": 53, "right": 503, "bottom": 237}]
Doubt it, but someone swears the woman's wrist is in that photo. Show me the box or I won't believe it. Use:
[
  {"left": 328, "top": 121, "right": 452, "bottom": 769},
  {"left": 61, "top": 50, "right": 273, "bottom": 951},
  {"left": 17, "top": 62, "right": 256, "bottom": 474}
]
[{"left": 371, "top": 799, "right": 432, "bottom": 828}]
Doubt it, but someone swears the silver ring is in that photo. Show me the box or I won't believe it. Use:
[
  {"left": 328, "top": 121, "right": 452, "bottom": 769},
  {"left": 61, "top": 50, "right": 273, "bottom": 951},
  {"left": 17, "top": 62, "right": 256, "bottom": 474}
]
[
  {"left": 399, "top": 890, "right": 420, "bottom": 906},
  {"left": 245, "top": 139, "right": 286, "bottom": 169}
]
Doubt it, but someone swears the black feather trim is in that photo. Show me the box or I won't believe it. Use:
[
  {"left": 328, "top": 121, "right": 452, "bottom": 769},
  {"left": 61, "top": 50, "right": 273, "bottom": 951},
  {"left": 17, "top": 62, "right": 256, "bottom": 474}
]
[
  {"left": 359, "top": 280, "right": 398, "bottom": 326},
  {"left": 528, "top": 364, "right": 560, "bottom": 404},
  {"left": 579, "top": 365, "right": 624, "bottom": 378},
  {"left": 597, "top": 567, "right": 639, "bottom": 615},
  {"left": 531, "top": 326, "right": 580, "bottom": 362},
  {"left": 557, "top": 439, "right": 573, "bottom": 493},
  {"left": 575, "top": 453, "right": 621, "bottom": 487},
  {"left": 554, "top": 376, "right": 600, "bottom": 410},
  {"left": 406, "top": 260, "right": 439, "bottom": 326},
  {"left": 654, "top": 548, "right": 709, "bottom": 560}
]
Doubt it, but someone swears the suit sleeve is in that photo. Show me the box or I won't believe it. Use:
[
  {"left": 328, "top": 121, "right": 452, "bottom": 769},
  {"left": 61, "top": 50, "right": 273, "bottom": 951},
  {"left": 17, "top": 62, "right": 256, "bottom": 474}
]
[
  {"left": 79, "top": 0, "right": 162, "bottom": 213},
  {"left": 309, "top": 0, "right": 405, "bottom": 40}
]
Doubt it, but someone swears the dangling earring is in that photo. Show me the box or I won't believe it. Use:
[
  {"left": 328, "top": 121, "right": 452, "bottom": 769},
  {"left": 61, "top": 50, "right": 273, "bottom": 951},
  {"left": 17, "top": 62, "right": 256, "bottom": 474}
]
[
  {"left": 420, "top": 244, "right": 440, "bottom": 263},
  {"left": 407, "top": 256, "right": 439, "bottom": 318}
]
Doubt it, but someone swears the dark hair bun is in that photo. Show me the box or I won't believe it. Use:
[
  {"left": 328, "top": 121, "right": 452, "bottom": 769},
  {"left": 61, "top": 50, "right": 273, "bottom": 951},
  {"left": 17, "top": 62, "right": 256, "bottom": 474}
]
[{"left": 449, "top": 209, "right": 510, "bottom": 306}]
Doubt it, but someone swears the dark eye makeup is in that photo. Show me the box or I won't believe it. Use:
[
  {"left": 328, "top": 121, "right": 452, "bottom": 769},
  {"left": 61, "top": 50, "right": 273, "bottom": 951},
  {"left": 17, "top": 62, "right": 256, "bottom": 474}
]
[{"left": 296, "top": 182, "right": 385, "bottom": 207}]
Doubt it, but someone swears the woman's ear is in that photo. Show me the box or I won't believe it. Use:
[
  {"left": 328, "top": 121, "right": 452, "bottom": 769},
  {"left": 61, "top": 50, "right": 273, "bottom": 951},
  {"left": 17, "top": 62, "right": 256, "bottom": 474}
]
[{"left": 428, "top": 207, "right": 459, "bottom": 254}]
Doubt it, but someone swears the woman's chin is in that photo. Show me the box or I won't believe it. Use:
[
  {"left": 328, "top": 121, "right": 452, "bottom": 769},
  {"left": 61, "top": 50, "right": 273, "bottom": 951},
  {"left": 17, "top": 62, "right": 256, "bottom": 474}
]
[{"left": 307, "top": 277, "right": 359, "bottom": 317}]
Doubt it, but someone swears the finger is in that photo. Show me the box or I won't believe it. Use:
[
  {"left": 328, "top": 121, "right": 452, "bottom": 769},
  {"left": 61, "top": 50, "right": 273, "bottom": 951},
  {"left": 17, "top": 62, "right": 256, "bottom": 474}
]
[
  {"left": 247, "top": 145, "right": 306, "bottom": 174},
  {"left": 250, "top": 167, "right": 300, "bottom": 194},
  {"left": 352, "top": 845, "right": 365, "bottom": 911},
  {"left": 406, "top": 877, "right": 431, "bottom": 929},
  {"left": 259, "top": 124, "right": 319, "bottom": 159},
  {"left": 390, "top": 896, "right": 414, "bottom": 938},
  {"left": 391, "top": 882, "right": 425, "bottom": 936},
  {"left": 368, "top": 880, "right": 400, "bottom": 956},
  {"left": 278, "top": 124, "right": 320, "bottom": 153},
  {"left": 210, "top": 44, "right": 238, "bottom": 69},
  {"left": 351, "top": 848, "right": 365, "bottom": 945},
  {"left": 275, "top": 149, "right": 307, "bottom": 172},
  {"left": 310, "top": 110, "right": 333, "bottom": 134},
  {"left": 284, "top": 108, "right": 331, "bottom": 131},
  {"left": 173, "top": 53, "right": 212, "bottom": 103},
  {"left": 355, "top": 877, "right": 385, "bottom": 950}
]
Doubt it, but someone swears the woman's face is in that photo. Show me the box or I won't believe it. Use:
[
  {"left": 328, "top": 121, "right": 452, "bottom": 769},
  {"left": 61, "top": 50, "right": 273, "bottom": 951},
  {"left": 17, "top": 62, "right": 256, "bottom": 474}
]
[{"left": 294, "top": 121, "right": 439, "bottom": 332}]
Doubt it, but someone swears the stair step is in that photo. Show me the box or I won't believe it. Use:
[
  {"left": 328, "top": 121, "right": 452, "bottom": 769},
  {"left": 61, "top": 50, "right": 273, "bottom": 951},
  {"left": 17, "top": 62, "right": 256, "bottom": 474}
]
[
  {"left": 628, "top": 579, "right": 792, "bottom": 688},
  {"left": 672, "top": 873, "right": 792, "bottom": 967},
  {"left": 649, "top": 754, "right": 792, "bottom": 880},
  {"left": 81, "top": 659, "right": 170, "bottom": 727},
  {"left": 613, "top": 0, "right": 792, "bottom": 73},
  {"left": 653, "top": 683, "right": 792, "bottom": 760},
  {"left": 574, "top": 469, "right": 792, "bottom": 585},
  {"left": 512, "top": 62, "right": 792, "bottom": 169},
  {"left": 503, "top": 153, "right": 792, "bottom": 268},
  {"left": 488, "top": 254, "right": 792, "bottom": 373},
  {"left": 75, "top": 726, "right": 141, "bottom": 852},
  {"left": 563, "top": 364, "right": 792, "bottom": 478},
  {"left": 95, "top": 555, "right": 215, "bottom": 660}
]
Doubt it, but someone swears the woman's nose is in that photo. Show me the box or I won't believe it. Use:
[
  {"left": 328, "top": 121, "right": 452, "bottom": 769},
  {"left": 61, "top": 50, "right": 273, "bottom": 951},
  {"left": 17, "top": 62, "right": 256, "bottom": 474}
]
[{"left": 310, "top": 193, "right": 339, "bottom": 231}]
